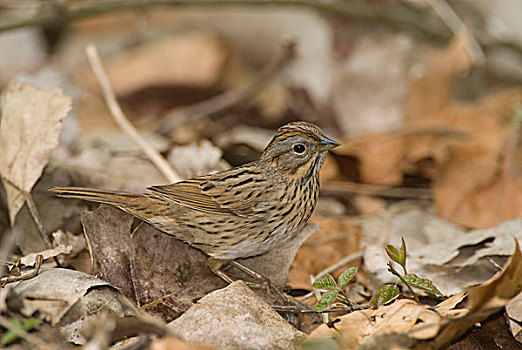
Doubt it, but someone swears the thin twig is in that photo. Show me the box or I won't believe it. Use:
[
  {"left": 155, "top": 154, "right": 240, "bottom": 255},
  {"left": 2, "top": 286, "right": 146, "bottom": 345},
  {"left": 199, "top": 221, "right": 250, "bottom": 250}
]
[
  {"left": 387, "top": 261, "right": 420, "bottom": 303},
  {"left": 486, "top": 257, "right": 502, "bottom": 271},
  {"left": 1, "top": 0, "right": 520, "bottom": 57},
  {"left": 321, "top": 181, "right": 432, "bottom": 199},
  {"left": 273, "top": 305, "right": 364, "bottom": 314},
  {"left": 161, "top": 39, "right": 296, "bottom": 132},
  {"left": 0, "top": 255, "right": 43, "bottom": 287},
  {"left": 85, "top": 43, "right": 181, "bottom": 183},
  {"left": 0, "top": 314, "right": 49, "bottom": 350}
]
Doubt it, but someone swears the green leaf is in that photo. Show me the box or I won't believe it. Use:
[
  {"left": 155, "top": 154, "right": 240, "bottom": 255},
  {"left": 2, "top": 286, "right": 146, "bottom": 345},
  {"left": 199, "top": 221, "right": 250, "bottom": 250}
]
[
  {"left": 1, "top": 319, "right": 22, "bottom": 346},
  {"left": 313, "top": 273, "right": 337, "bottom": 289},
  {"left": 370, "top": 285, "right": 399, "bottom": 309},
  {"left": 385, "top": 245, "right": 401, "bottom": 265},
  {"left": 338, "top": 267, "right": 357, "bottom": 289},
  {"left": 316, "top": 289, "right": 339, "bottom": 312},
  {"left": 403, "top": 274, "right": 443, "bottom": 296},
  {"left": 0, "top": 318, "right": 41, "bottom": 346},
  {"left": 23, "top": 318, "right": 41, "bottom": 331},
  {"left": 399, "top": 237, "right": 407, "bottom": 266}
]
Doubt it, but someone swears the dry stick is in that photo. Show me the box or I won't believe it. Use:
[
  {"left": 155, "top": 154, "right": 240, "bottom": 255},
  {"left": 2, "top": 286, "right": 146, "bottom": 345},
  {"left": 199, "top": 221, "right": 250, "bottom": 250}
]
[
  {"left": 321, "top": 181, "right": 432, "bottom": 199},
  {"left": 0, "top": 314, "right": 49, "bottom": 350},
  {"left": 85, "top": 43, "right": 181, "bottom": 183},
  {"left": 0, "top": 255, "right": 43, "bottom": 287},
  {"left": 1, "top": 0, "right": 521, "bottom": 57},
  {"left": 424, "top": 0, "right": 484, "bottom": 64},
  {"left": 387, "top": 261, "right": 420, "bottom": 304},
  {"left": 161, "top": 40, "right": 296, "bottom": 132}
]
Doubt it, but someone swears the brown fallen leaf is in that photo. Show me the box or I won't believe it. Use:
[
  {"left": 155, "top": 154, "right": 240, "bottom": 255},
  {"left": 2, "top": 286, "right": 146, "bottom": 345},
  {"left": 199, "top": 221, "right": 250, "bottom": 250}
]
[
  {"left": 287, "top": 215, "right": 361, "bottom": 290},
  {"left": 150, "top": 336, "right": 217, "bottom": 350},
  {"left": 77, "top": 31, "right": 226, "bottom": 96},
  {"left": 301, "top": 299, "right": 441, "bottom": 350},
  {"left": 430, "top": 89, "right": 522, "bottom": 228},
  {"left": 0, "top": 80, "right": 72, "bottom": 223},
  {"left": 362, "top": 203, "right": 522, "bottom": 296},
  {"left": 506, "top": 291, "right": 522, "bottom": 343},
  {"left": 434, "top": 239, "right": 522, "bottom": 348},
  {"left": 5, "top": 268, "right": 166, "bottom": 345}
]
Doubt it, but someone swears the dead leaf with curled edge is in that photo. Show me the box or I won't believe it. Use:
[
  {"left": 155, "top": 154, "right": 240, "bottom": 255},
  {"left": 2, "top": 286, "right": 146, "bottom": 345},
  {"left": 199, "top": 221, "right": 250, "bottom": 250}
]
[
  {"left": 434, "top": 239, "right": 522, "bottom": 348},
  {"left": 301, "top": 299, "right": 441, "bottom": 350},
  {"left": 0, "top": 80, "right": 72, "bottom": 223}
]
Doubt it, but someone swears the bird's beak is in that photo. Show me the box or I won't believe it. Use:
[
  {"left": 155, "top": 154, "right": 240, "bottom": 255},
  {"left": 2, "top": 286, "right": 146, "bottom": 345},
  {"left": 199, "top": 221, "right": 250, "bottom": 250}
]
[{"left": 317, "top": 135, "right": 340, "bottom": 152}]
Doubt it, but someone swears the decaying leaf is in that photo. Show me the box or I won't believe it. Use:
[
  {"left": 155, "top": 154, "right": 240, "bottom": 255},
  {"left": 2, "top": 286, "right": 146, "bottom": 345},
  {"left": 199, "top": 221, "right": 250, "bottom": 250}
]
[
  {"left": 302, "top": 299, "right": 441, "bottom": 349},
  {"left": 19, "top": 244, "right": 72, "bottom": 266},
  {"left": 168, "top": 140, "right": 230, "bottom": 179},
  {"left": 150, "top": 336, "right": 217, "bottom": 350},
  {"left": 363, "top": 203, "right": 522, "bottom": 295},
  {"left": 434, "top": 239, "right": 522, "bottom": 347},
  {"left": 506, "top": 291, "right": 522, "bottom": 343},
  {"left": 5, "top": 268, "right": 165, "bottom": 345},
  {"left": 168, "top": 281, "right": 305, "bottom": 350},
  {"left": 83, "top": 31, "right": 226, "bottom": 95},
  {"left": 0, "top": 80, "right": 72, "bottom": 223},
  {"left": 288, "top": 216, "right": 361, "bottom": 290}
]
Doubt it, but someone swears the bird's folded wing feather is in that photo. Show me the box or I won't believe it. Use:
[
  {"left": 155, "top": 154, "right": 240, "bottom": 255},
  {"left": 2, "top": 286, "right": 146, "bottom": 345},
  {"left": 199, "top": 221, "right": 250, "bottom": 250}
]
[{"left": 148, "top": 178, "right": 255, "bottom": 216}]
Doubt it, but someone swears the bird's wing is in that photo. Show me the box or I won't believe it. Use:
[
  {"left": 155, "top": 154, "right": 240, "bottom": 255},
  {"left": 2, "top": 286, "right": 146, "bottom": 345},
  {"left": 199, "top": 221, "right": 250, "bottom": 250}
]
[{"left": 148, "top": 164, "right": 268, "bottom": 217}]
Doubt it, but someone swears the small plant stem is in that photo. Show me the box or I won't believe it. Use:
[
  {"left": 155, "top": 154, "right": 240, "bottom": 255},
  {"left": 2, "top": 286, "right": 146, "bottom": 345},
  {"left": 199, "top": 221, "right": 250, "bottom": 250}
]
[
  {"left": 85, "top": 43, "right": 181, "bottom": 183},
  {"left": 338, "top": 288, "right": 354, "bottom": 312},
  {"left": 0, "top": 315, "right": 48, "bottom": 350},
  {"left": 0, "top": 255, "right": 43, "bottom": 287},
  {"left": 387, "top": 261, "right": 420, "bottom": 303}
]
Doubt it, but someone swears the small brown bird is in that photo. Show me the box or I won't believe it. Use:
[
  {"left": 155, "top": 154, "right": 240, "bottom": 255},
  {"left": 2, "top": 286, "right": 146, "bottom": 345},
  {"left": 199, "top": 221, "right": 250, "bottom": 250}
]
[{"left": 51, "top": 121, "right": 339, "bottom": 286}]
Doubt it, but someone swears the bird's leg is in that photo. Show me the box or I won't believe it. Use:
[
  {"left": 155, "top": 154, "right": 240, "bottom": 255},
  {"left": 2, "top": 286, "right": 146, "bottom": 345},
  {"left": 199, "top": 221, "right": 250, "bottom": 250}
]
[
  {"left": 207, "top": 258, "right": 288, "bottom": 303},
  {"left": 228, "top": 260, "right": 288, "bottom": 303},
  {"left": 208, "top": 258, "right": 234, "bottom": 284}
]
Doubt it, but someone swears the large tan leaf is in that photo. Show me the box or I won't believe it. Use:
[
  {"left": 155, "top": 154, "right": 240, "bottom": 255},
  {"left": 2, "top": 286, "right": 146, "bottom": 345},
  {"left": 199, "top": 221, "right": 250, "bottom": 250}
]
[
  {"left": 0, "top": 80, "right": 72, "bottom": 223},
  {"left": 434, "top": 240, "right": 522, "bottom": 347}
]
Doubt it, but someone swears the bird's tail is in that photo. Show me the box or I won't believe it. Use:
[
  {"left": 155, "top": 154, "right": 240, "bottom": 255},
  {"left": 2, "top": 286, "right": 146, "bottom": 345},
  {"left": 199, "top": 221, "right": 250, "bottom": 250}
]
[{"left": 50, "top": 187, "right": 144, "bottom": 208}]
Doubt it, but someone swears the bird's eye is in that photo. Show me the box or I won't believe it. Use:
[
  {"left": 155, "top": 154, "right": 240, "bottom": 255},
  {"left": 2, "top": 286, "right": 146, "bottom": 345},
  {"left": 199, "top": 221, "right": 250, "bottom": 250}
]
[{"left": 293, "top": 143, "right": 306, "bottom": 154}]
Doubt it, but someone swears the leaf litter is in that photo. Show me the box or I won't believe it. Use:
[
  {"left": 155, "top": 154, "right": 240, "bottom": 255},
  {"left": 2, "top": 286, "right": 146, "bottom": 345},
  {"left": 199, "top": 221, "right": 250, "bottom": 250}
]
[{"left": 0, "top": 5, "right": 521, "bottom": 350}]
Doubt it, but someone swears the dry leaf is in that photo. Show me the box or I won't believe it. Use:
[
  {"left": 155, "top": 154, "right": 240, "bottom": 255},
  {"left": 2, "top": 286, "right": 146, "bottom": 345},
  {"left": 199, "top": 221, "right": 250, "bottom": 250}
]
[
  {"left": 434, "top": 239, "right": 522, "bottom": 347},
  {"left": 404, "top": 29, "right": 474, "bottom": 121},
  {"left": 333, "top": 133, "right": 405, "bottom": 185},
  {"left": 150, "top": 336, "right": 217, "bottom": 350},
  {"left": 19, "top": 244, "right": 72, "bottom": 266},
  {"left": 0, "top": 80, "right": 72, "bottom": 223},
  {"left": 168, "top": 281, "right": 305, "bottom": 350},
  {"left": 287, "top": 216, "right": 361, "bottom": 290},
  {"left": 168, "top": 140, "right": 230, "bottom": 179},
  {"left": 506, "top": 291, "right": 522, "bottom": 343},
  {"left": 362, "top": 203, "right": 522, "bottom": 295},
  {"left": 302, "top": 299, "right": 441, "bottom": 349},
  {"left": 6, "top": 268, "right": 165, "bottom": 345},
  {"left": 91, "top": 32, "right": 226, "bottom": 95}
]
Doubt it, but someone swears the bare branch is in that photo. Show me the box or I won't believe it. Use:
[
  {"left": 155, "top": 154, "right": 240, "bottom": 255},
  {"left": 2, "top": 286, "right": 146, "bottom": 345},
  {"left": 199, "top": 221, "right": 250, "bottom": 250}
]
[{"left": 85, "top": 43, "right": 182, "bottom": 183}]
